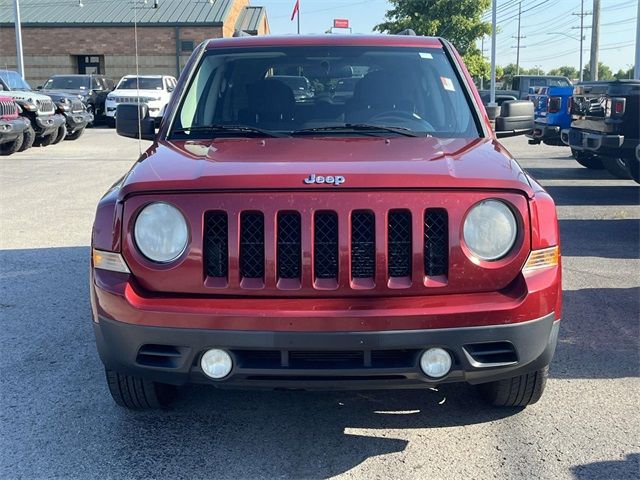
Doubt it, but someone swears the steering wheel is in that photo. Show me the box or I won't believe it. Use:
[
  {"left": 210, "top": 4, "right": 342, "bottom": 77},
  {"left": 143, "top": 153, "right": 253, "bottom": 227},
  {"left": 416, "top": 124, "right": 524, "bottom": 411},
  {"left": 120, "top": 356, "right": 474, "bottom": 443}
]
[{"left": 367, "top": 110, "right": 434, "bottom": 131}]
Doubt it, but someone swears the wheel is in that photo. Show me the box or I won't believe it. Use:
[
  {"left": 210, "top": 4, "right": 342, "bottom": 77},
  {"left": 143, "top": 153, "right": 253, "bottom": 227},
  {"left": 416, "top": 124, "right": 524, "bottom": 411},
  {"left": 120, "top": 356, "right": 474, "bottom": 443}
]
[
  {"left": 601, "top": 156, "right": 632, "bottom": 180},
  {"left": 19, "top": 123, "right": 35, "bottom": 152},
  {"left": 105, "top": 369, "right": 175, "bottom": 410},
  {"left": 0, "top": 134, "right": 24, "bottom": 156},
  {"left": 478, "top": 366, "right": 548, "bottom": 407},
  {"left": 34, "top": 132, "right": 55, "bottom": 147},
  {"left": 51, "top": 124, "right": 67, "bottom": 144},
  {"left": 86, "top": 104, "right": 94, "bottom": 128},
  {"left": 65, "top": 126, "right": 85, "bottom": 141},
  {"left": 571, "top": 149, "right": 603, "bottom": 169}
]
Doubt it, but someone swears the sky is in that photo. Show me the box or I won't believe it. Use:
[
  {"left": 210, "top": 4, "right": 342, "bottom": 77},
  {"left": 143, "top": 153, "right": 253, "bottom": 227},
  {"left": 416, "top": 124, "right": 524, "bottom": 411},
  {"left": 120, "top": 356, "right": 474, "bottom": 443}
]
[{"left": 258, "top": 0, "right": 638, "bottom": 73}]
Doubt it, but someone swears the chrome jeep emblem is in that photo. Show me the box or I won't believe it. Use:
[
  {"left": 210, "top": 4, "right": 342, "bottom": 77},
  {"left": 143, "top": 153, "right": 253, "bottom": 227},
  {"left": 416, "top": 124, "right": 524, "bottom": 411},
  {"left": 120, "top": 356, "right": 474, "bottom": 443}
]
[{"left": 304, "top": 174, "right": 345, "bottom": 186}]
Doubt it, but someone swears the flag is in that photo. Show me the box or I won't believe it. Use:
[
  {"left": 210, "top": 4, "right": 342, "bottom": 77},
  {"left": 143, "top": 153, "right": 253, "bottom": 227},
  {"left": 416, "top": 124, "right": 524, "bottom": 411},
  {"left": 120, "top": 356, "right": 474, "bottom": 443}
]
[{"left": 291, "top": 0, "right": 299, "bottom": 21}]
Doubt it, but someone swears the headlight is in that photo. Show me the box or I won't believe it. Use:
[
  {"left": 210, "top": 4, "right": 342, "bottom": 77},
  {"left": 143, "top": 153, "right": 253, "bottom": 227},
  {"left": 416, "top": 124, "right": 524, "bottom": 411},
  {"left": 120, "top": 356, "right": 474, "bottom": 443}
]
[
  {"left": 463, "top": 200, "right": 517, "bottom": 261},
  {"left": 134, "top": 202, "right": 189, "bottom": 263}
]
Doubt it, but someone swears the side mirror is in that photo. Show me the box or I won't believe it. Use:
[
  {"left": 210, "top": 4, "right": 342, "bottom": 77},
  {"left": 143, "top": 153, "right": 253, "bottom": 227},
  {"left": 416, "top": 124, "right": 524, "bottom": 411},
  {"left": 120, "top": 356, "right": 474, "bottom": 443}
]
[
  {"left": 167, "top": 86, "right": 175, "bottom": 93},
  {"left": 36, "top": 85, "right": 43, "bottom": 90},
  {"left": 116, "top": 104, "right": 155, "bottom": 141},
  {"left": 495, "top": 100, "right": 534, "bottom": 139}
]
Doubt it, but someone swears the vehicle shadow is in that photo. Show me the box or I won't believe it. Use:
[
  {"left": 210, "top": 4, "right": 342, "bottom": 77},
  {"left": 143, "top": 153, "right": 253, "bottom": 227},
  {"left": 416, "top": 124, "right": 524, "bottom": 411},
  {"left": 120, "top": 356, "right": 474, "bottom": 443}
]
[
  {"left": 525, "top": 166, "right": 619, "bottom": 181},
  {"left": 559, "top": 218, "right": 640, "bottom": 259},
  {"left": 571, "top": 453, "right": 639, "bottom": 479},
  {"left": 545, "top": 185, "right": 640, "bottom": 206}
]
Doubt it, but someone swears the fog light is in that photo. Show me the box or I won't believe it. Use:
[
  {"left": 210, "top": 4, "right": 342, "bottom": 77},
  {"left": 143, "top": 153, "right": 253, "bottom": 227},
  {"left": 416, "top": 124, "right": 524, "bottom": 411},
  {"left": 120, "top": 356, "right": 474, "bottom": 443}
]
[
  {"left": 420, "top": 348, "right": 452, "bottom": 378},
  {"left": 200, "top": 349, "right": 233, "bottom": 379}
]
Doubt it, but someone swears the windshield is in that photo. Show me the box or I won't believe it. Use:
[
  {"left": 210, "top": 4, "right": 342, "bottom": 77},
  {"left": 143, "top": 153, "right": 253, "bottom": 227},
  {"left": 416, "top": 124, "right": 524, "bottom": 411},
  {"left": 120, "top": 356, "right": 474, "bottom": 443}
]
[
  {"left": 117, "top": 77, "right": 164, "bottom": 90},
  {"left": 171, "top": 46, "right": 478, "bottom": 139},
  {"left": 0, "top": 71, "right": 32, "bottom": 91},
  {"left": 44, "top": 76, "right": 90, "bottom": 90}
]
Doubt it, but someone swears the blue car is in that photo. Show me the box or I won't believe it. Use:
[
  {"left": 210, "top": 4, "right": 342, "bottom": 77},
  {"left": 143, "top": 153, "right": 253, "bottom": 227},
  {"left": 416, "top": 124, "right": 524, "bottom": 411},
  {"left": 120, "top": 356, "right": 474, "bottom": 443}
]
[{"left": 526, "top": 85, "right": 573, "bottom": 146}]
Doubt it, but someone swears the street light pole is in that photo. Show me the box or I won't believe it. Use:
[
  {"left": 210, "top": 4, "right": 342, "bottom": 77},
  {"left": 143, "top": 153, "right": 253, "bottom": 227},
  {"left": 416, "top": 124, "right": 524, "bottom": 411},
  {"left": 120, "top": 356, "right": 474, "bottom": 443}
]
[
  {"left": 13, "top": 0, "right": 25, "bottom": 78},
  {"left": 579, "top": 0, "right": 584, "bottom": 81},
  {"left": 489, "top": 0, "right": 497, "bottom": 107}
]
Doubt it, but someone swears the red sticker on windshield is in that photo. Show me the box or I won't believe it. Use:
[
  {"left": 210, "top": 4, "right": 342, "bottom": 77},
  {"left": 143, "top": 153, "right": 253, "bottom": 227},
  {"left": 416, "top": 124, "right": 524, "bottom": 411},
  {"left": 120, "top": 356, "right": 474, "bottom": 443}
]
[{"left": 440, "top": 77, "right": 455, "bottom": 92}]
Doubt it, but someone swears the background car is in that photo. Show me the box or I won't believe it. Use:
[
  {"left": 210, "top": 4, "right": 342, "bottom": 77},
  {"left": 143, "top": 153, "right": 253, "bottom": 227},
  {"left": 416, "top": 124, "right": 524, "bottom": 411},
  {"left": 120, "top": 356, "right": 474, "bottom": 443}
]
[
  {"left": 105, "top": 75, "right": 176, "bottom": 127},
  {"left": 39, "top": 74, "right": 114, "bottom": 123},
  {"left": 0, "top": 95, "right": 29, "bottom": 155},
  {"left": 0, "top": 70, "right": 65, "bottom": 148}
]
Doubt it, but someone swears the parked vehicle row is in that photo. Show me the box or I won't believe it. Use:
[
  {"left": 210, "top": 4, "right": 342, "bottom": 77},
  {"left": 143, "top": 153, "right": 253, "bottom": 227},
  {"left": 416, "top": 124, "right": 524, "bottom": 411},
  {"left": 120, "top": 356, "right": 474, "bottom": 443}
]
[
  {"left": 0, "top": 70, "right": 94, "bottom": 155},
  {"left": 525, "top": 76, "right": 639, "bottom": 183},
  {"left": 105, "top": 75, "right": 177, "bottom": 127}
]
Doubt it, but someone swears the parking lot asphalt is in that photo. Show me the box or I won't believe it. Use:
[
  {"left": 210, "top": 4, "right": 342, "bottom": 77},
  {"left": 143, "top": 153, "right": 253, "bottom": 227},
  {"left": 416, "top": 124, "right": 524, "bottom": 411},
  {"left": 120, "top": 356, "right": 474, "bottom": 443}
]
[{"left": 1, "top": 128, "right": 639, "bottom": 479}]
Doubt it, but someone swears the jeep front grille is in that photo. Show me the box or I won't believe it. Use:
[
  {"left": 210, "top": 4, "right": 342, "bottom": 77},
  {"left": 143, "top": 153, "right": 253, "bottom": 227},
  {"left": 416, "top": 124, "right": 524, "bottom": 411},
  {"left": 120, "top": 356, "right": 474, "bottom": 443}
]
[
  {"left": 203, "top": 208, "right": 449, "bottom": 289},
  {"left": 36, "top": 99, "right": 55, "bottom": 115},
  {"left": 0, "top": 99, "right": 17, "bottom": 118}
]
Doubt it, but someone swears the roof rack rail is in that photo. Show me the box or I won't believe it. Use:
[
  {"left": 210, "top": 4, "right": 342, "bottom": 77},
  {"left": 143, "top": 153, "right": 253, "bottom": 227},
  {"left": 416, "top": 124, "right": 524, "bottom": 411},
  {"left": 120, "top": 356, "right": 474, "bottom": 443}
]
[{"left": 396, "top": 29, "right": 417, "bottom": 36}]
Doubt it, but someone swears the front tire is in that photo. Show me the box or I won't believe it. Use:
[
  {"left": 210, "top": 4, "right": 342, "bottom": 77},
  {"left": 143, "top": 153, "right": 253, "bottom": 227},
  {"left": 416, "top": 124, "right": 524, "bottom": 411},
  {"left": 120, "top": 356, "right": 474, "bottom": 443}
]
[
  {"left": 601, "top": 156, "right": 632, "bottom": 180},
  {"left": 34, "top": 132, "right": 55, "bottom": 147},
  {"left": 105, "top": 369, "right": 175, "bottom": 410},
  {"left": 19, "top": 123, "right": 35, "bottom": 152},
  {"left": 0, "top": 134, "right": 24, "bottom": 156},
  {"left": 52, "top": 124, "right": 67, "bottom": 144},
  {"left": 571, "top": 149, "right": 603, "bottom": 169},
  {"left": 65, "top": 126, "right": 85, "bottom": 140},
  {"left": 479, "top": 366, "right": 548, "bottom": 407}
]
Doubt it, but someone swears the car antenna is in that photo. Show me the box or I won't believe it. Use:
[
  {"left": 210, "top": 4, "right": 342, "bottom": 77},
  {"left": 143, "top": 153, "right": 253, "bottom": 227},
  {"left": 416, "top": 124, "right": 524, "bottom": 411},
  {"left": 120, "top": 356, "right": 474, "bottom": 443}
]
[{"left": 133, "top": 0, "right": 142, "bottom": 156}]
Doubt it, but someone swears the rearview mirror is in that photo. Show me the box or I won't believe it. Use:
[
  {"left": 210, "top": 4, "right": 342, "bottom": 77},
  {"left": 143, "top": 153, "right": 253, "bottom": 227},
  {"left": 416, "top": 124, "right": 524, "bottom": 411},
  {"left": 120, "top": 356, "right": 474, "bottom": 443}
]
[
  {"left": 494, "top": 100, "right": 534, "bottom": 138},
  {"left": 116, "top": 104, "right": 155, "bottom": 141}
]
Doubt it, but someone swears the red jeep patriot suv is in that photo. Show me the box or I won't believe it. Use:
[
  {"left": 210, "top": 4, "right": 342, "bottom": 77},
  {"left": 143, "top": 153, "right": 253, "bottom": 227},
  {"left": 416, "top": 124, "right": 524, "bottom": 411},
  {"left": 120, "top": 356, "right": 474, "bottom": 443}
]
[{"left": 91, "top": 35, "right": 561, "bottom": 410}]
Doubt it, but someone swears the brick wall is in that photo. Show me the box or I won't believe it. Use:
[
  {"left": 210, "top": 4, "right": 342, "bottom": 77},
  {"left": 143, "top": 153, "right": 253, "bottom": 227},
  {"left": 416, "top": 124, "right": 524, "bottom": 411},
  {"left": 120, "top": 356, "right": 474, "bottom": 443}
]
[{"left": 0, "top": 24, "right": 222, "bottom": 86}]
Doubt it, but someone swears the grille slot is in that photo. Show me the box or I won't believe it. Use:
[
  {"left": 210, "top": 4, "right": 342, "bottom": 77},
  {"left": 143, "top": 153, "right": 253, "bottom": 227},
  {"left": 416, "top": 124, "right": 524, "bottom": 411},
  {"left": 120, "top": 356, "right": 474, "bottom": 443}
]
[
  {"left": 136, "top": 344, "right": 186, "bottom": 368},
  {"left": 351, "top": 211, "right": 375, "bottom": 278},
  {"left": 36, "top": 99, "right": 55, "bottom": 114},
  {"left": 277, "top": 212, "right": 301, "bottom": 279},
  {"left": 388, "top": 210, "right": 412, "bottom": 277},
  {"left": 240, "top": 212, "right": 265, "bottom": 279},
  {"left": 204, "top": 211, "right": 228, "bottom": 278},
  {"left": 314, "top": 211, "right": 339, "bottom": 279},
  {"left": 424, "top": 209, "right": 448, "bottom": 276},
  {"left": 463, "top": 342, "right": 517, "bottom": 366},
  {"left": 290, "top": 351, "right": 364, "bottom": 368},
  {"left": 0, "top": 99, "right": 17, "bottom": 117}
]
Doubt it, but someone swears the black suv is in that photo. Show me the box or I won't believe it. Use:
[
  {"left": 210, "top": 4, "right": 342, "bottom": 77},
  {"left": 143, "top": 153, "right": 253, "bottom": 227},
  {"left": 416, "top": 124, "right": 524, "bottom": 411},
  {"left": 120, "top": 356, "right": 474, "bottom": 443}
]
[
  {"left": 563, "top": 80, "right": 640, "bottom": 182},
  {"left": 39, "top": 74, "right": 114, "bottom": 122}
]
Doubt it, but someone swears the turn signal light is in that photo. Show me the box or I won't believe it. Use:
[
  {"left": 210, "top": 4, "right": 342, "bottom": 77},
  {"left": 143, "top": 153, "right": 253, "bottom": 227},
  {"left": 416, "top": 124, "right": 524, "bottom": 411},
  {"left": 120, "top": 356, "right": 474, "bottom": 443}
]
[
  {"left": 93, "top": 249, "right": 130, "bottom": 273},
  {"left": 523, "top": 246, "right": 559, "bottom": 272}
]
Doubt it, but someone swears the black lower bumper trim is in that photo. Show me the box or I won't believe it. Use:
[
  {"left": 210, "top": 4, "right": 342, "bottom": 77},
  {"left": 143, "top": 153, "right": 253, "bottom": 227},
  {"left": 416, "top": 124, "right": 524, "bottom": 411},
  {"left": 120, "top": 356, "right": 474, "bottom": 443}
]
[
  {"left": 0, "top": 118, "right": 28, "bottom": 143},
  {"left": 34, "top": 114, "right": 65, "bottom": 135},
  {"left": 65, "top": 111, "right": 93, "bottom": 132},
  {"left": 95, "top": 312, "right": 559, "bottom": 390}
]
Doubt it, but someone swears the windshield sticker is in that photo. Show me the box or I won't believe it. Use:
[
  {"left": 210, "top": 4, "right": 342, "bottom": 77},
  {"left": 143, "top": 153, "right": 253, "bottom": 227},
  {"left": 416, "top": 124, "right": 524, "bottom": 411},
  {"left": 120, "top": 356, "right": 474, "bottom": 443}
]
[
  {"left": 419, "top": 52, "right": 433, "bottom": 59},
  {"left": 441, "top": 77, "right": 455, "bottom": 92}
]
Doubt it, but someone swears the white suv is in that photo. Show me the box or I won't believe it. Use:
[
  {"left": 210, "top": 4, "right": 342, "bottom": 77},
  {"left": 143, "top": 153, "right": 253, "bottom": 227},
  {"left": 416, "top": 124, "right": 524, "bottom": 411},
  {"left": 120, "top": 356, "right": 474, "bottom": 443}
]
[{"left": 105, "top": 75, "right": 176, "bottom": 127}]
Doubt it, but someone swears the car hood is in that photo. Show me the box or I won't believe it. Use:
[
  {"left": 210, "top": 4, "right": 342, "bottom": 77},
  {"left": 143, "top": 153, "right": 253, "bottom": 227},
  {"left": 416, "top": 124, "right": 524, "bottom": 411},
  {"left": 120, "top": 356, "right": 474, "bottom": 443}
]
[
  {"left": 110, "top": 89, "right": 165, "bottom": 97},
  {"left": 118, "top": 136, "right": 533, "bottom": 198},
  {"left": 41, "top": 88, "right": 89, "bottom": 98},
  {"left": 1, "top": 90, "right": 54, "bottom": 103}
]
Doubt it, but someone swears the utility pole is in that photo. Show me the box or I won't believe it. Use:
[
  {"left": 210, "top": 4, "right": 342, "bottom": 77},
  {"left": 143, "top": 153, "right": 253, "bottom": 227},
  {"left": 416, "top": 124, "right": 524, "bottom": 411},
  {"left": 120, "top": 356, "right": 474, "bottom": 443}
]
[
  {"left": 13, "top": 0, "right": 25, "bottom": 78},
  {"left": 635, "top": 0, "right": 639, "bottom": 80},
  {"left": 589, "top": 0, "right": 600, "bottom": 81},
  {"left": 511, "top": 2, "right": 526, "bottom": 75},
  {"left": 489, "top": 0, "right": 497, "bottom": 108},
  {"left": 572, "top": 0, "right": 590, "bottom": 82},
  {"left": 480, "top": 36, "right": 485, "bottom": 90}
]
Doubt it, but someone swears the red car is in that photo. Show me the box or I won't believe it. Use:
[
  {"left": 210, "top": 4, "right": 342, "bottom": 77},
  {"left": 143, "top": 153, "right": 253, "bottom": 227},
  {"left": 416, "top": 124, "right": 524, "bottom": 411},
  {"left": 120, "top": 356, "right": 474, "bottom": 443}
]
[
  {"left": 91, "top": 35, "right": 560, "bottom": 410},
  {"left": 0, "top": 96, "right": 29, "bottom": 155}
]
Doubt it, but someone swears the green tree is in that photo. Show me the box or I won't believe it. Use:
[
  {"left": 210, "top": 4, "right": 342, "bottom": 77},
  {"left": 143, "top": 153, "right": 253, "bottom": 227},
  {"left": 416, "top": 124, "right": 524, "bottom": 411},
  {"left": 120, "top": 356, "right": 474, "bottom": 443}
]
[
  {"left": 374, "top": 0, "right": 492, "bottom": 77},
  {"left": 547, "top": 66, "right": 578, "bottom": 79},
  {"left": 614, "top": 66, "right": 634, "bottom": 80},
  {"left": 582, "top": 62, "right": 614, "bottom": 81}
]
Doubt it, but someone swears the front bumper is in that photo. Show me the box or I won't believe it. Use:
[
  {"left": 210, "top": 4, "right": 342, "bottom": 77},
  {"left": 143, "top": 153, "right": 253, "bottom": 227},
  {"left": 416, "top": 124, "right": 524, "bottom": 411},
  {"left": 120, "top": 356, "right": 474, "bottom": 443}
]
[
  {"left": 527, "top": 124, "right": 563, "bottom": 146},
  {"left": 34, "top": 113, "right": 65, "bottom": 136},
  {"left": 64, "top": 110, "right": 93, "bottom": 133},
  {"left": 95, "top": 313, "right": 559, "bottom": 389},
  {"left": 0, "top": 117, "right": 28, "bottom": 144},
  {"left": 92, "top": 265, "right": 561, "bottom": 390}
]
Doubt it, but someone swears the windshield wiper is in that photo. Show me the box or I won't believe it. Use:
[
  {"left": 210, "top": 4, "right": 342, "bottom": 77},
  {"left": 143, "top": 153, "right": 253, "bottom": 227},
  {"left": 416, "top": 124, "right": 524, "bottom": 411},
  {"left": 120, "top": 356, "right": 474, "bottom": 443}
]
[
  {"left": 291, "top": 124, "right": 425, "bottom": 137},
  {"left": 172, "top": 124, "right": 286, "bottom": 138}
]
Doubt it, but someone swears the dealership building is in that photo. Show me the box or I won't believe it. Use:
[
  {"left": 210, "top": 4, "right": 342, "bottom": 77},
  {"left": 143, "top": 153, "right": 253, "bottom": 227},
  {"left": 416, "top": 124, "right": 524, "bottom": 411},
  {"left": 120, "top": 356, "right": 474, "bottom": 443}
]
[{"left": 0, "top": 0, "right": 269, "bottom": 86}]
